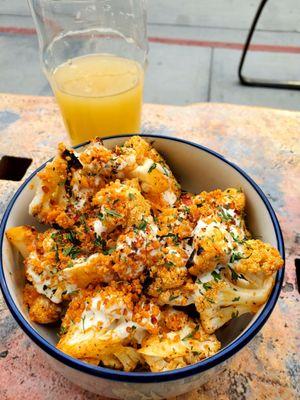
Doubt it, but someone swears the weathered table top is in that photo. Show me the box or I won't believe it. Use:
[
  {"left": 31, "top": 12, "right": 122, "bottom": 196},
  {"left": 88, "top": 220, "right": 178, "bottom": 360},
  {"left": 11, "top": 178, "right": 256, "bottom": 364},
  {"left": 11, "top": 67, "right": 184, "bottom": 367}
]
[{"left": 0, "top": 94, "right": 299, "bottom": 400}]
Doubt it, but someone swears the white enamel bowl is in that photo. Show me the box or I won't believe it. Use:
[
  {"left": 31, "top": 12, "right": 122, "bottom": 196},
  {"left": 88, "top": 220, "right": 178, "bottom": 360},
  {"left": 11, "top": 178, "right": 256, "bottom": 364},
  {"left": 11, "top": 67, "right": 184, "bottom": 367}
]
[{"left": 0, "top": 135, "right": 284, "bottom": 399}]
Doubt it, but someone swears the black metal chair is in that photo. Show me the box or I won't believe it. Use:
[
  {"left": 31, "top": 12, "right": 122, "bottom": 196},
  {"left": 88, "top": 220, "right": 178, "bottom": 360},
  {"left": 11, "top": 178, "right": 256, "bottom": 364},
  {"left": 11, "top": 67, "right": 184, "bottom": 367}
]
[{"left": 238, "top": 0, "right": 300, "bottom": 90}]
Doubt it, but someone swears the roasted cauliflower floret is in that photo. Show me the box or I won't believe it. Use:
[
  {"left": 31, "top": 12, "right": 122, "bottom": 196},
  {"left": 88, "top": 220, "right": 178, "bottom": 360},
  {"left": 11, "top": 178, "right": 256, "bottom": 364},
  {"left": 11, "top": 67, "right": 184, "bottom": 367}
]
[
  {"left": 115, "top": 136, "right": 181, "bottom": 210},
  {"left": 23, "top": 284, "right": 61, "bottom": 323},
  {"left": 195, "top": 240, "right": 283, "bottom": 334},
  {"left": 189, "top": 223, "right": 231, "bottom": 276},
  {"left": 138, "top": 313, "right": 220, "bottom": 372},
  {"left": 113, "top": 224, "right": 160, "bottom": 280},
  {"left": 148, "top": 245, "right": 189, "bottom": 293},
  {"left": 93, "top": 179, "right": 151, "bottom": 233},
  {"left": 29, "top": 151, "right": 70, "bottom": 227},
  {"left": 6, "top": 225, "right": 37, "bottom": 258},
  {"left": 232, "top": 239, "right": 284, "bottom": 286},
  {"left": 57, "top": 285, "right": 138, "bottom": 359}
]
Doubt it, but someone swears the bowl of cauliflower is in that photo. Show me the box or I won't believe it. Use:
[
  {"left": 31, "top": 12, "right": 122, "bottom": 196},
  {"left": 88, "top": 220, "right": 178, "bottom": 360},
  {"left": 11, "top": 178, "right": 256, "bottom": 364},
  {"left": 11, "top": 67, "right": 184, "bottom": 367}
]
[{"left": 0, "top": 135, "right": 284, "bottom": 399}]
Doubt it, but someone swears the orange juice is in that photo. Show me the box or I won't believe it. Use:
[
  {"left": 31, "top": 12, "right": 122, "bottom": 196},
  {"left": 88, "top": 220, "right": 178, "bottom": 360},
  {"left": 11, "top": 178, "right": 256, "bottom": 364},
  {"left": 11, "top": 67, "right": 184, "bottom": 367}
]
[{"left": 50, "top": 54, "right": 144, "bottom": 145}]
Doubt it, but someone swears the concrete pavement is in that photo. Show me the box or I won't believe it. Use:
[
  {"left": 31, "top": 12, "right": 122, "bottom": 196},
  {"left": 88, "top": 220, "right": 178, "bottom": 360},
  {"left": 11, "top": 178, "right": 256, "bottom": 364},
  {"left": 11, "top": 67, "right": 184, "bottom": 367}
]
[{"left": 0, "top": 0, "right": 300, "bottom": 110}]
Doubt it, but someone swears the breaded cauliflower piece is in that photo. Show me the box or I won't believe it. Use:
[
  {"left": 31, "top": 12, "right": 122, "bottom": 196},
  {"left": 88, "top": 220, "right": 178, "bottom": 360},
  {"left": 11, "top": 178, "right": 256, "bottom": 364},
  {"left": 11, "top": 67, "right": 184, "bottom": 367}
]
[
  {"left": 113, "top": 136, "right": 181, "bottom": 210},
  {"left": 93, "top": 179, "right": 151, "bottom": 234},
  {"left": 113, "top": 223, "right": 160, "bottom": 280},
  {"left": 57, "top": 285, "right": 137, "bottom": 359},
  {"left": 189, "top": 222, "right": 231, "bottom": 276},
  {"left": 138, "top": 312, "right": 220, "bottom": 372},
  {"left": 6, "top": 225, "right": 37, "bottom": 258},
  {"left": 23, "top": 284, "right": 61, "bottom": 323},
  {"left": 29, "top": 140, "right": 113, "bottom": 228},
  {"left": 150, "top": 279, "right": 196, "bottom": 307},
  {"left": 57, "top": 285, "right": 158, "bottom": 371},
  {"left": 29, "top": 151, "right": 70, "bottom": 227},
  {"left": 148, "top": 245, "right": 189, "bottom": 293},
  {"left": 195, "top": 240, "right": 283, "bottom": 334},
  {"left": 194, "top": 188, "right": 246, "bottom": 217}
]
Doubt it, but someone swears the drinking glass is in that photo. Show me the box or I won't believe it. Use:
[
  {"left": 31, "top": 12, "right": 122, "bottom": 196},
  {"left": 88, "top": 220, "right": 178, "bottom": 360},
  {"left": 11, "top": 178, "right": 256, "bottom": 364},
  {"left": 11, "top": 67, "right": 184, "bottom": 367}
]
[{"left": 28, "top": 0, "right": 148, "bottom": 145}]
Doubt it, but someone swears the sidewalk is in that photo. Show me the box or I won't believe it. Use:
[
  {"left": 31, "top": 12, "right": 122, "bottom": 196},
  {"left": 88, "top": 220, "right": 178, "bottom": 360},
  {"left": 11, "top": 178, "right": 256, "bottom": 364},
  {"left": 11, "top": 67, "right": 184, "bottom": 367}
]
[{"left": 1, "top": 0, "right": 300, "bottom": 110}]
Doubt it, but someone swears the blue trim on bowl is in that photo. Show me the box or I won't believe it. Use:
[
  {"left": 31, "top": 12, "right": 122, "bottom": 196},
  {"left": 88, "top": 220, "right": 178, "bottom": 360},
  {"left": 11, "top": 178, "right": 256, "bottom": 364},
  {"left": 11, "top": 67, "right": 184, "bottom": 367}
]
[{"left": 0, "top": 134, "right": 285, "bottom": 383}]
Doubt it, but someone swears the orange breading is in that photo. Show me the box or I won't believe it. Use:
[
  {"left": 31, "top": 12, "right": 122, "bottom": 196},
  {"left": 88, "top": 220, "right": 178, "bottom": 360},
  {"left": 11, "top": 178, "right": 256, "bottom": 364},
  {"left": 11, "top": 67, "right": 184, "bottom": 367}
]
[
  {"left": 156, "top": 207, "right": 194, "bottom": 239},
  {"left": 162, "top": 308, "right": 189, "bottom": 332},
  {"left": 193, "top": 188, "right": 246, "bottom": 219},
  {"left": 6, "top": 225, "right": 37, "bottom": 258},
  {"left": 235, "top": 239, "right": 283, "bottom": 276},
  {"left": 23, "top": 284, "right": 61, "bottom": 324},
  {"left": 93, "top": 179, "right": 151, "bottom": 231},
  {"left": 61, "top": 253, "right": 116, "bottom": 288},
  {"left": 188, "top": 227, "right": 230, "bottom": 276}
]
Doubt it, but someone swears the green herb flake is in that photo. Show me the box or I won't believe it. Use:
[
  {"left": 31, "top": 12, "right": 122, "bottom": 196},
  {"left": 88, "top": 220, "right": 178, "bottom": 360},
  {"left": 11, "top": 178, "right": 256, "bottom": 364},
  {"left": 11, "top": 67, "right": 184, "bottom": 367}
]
[
  {"left": 231, "top": 311, "right": 239, "bottom": 318},
  {"left": 169, "top": 294, "right": 179, "bottom": 301},
  {"left": 60, "top": 326, "right": 67, "bottom": 335},
  {"left": 82, "top": 315, "right": 86, "bottom": 332},
  {"left": 211, "top": 270, "right": 221, "bottom": 282},
  {"left": 128, "top": 193, "right": 135, "bottom": 200},
  {"left": 183, "top": 325, "right": 199, "bottom": 341},
  {"left": 80, "top": 215, "right": 89, "bottom": 233},
  {"left": 104, "top": 208, "right": 122, "bottom": 218},
  {"left": 98, "top": 212, "right": 105, "bottom": 221},
  {"left": 218, "top": 207, "right": 234, "bottom": 222},
  {"left": 138, "top": 219, "right": 147, "bottom": 231},
  {"left": 165, "top": 261, "right": 175, "bottom": 268},
  {"left": 232, "top": 296, "right": 240, "bottom": 302},
  {"left": 148, "top": 162, "right": 157, "bottom": 173},
  {"left": 203, "top": 282, "right": 212, "bottom": 291},
  {"left": 63, "top": 245, "right": 80, "bottom": 259}
]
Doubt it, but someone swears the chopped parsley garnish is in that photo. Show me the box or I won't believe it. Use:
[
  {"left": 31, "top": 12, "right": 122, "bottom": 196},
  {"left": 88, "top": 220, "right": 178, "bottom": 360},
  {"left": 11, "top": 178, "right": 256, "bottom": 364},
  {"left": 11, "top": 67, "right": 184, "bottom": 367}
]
[
  {"left": 183, "top": 325, "right": 199, "bottom": 341},
  {"left": 54, "top": 244, "right": 60, "bottom": 263},
  {"left": 169, "top": 294, "right": 179, "bottom": 301},
  {"left": 230, "top": 252, "right": 246, "bottom": 263},
  {"left": 218, "top": 207, "right": 234, "bottom": 222},
  {"left": 211, "top": 270, "right": 221, "bottom": 282},
  {"left": 128, "top": 192, "right": 135, "bottom": 200},
  {"left": 63, "top": 245, "right": 80, "bottom": 259},
  {"left": 230, "top": 232, "right": 244, "bottom": 244},
  {"left": 165, "top": 261, "right": 175, "bottom": 268},
  {"left": 159, "top": 233, "right": 179, "bottom": 245},
  {"left": 232, "top": 296, "right": 240, "bottom": 302},
  {"left": 98, "top": 212, "right": 105, "bottom": 221},
  {"left": 103, "top": 246, "right": 116, "bottom": 255},
  {"left": 231, "top": 311, "right": 239, "bottom": 318},
  {"left": 60, "top": 326, "right": 67, "bottom": 335},
  {"left": 80, "top": 215, "right": 89, "bottom": 233},
  {"left": 161, "top": 164, "right": 170, "bottom": 176},
  {"left": 137, "top": 219, "right": 147, "bottom": 231},
  {"left": 42, "top": 284, "right": 48, "bottom": 291},
  {"left": 148, "top": 162, "right": 157, "bottom": 173},
  {"left": 66, "top": 261, "right": 74, "bottom": 268},
  {"left": 228, "top": 265, "right": 248, "bottom": 281},
  {"left": 82, "top": 315, "right": 86, "bottom": 332},
  {"left": 183, "top": 206, "right": 190, "bottom": 214},
  {"left": 228, "top": 265, "right": 239, "bottom": 281},
  {"left": 202, "top": 282, "right": 212, "bottom": 291},
  {"left": 65, "top": 230, "right": 79, "bottom": 245},
  {"left": 104, "top": 208, "right": 122, "bottom": 218}
]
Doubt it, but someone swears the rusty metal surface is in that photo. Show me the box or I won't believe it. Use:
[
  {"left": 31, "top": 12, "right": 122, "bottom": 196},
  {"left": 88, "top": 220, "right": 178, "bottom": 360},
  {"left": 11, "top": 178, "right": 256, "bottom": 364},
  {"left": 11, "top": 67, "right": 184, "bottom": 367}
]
[{"left": 0, "top": 94, "right": 299, "bottom": 400}]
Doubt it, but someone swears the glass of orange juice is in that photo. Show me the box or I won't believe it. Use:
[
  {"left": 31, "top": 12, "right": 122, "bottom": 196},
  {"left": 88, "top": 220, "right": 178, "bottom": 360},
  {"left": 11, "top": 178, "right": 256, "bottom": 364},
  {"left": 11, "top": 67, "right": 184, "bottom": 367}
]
[{"left": 28, "top": 0, "right": 148, "bottom": 145}]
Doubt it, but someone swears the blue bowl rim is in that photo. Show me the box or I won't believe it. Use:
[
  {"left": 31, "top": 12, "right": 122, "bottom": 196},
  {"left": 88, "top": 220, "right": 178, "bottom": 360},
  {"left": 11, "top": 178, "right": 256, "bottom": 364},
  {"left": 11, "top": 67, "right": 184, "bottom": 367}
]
[{"left": 0, "top": 133, "right": 285, "bottom": 383}]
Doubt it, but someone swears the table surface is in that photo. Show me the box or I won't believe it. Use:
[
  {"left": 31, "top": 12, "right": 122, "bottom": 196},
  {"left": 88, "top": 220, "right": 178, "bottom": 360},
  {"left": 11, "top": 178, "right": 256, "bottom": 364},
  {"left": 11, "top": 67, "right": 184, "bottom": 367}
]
[{"left": 0, "top": 94, "right": 299, "bottom": 400}]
